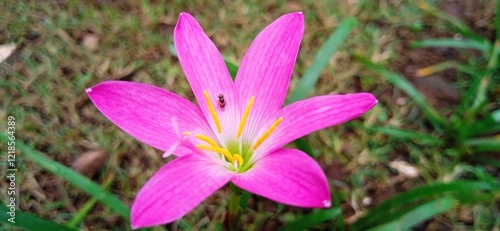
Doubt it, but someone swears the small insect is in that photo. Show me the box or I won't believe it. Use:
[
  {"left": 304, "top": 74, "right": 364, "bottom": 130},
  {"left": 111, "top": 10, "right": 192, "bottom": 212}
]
[{"left": 218, "top": 93, "right": 226, "bottom": 110}]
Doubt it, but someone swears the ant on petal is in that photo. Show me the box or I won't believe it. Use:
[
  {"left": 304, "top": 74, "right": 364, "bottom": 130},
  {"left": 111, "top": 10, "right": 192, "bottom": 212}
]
[{"left": 218, "top": 93, "right": 226, "bottom": 110}]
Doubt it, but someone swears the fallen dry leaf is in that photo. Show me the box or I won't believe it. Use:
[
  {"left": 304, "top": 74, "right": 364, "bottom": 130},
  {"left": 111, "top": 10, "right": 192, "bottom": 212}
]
[
  {"left": 72, "top": 150, "right": 108, "bottom": 176},
  {"left": 82, "top": 33, "right": 100, "bottom": 51},
  {"left": 389, "top": 160, "right": 420, "bottom": 178},
  {"left": 24, "top": 172, "right": 47, "bottom": 201},
  {"left": 0, "top": 43, "right": 16, "bottom": 63}
]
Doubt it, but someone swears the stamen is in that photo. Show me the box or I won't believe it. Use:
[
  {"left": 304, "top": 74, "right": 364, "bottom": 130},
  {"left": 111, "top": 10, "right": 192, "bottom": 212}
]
[
  {"left": 237, "top": 96, "right": 255, "bottom": 138},
  {"left": 203, "top": 90, "right": 222, "bottom": 133},
  {"left": 232, "top": 154, "right": 243, "bottom": 166},
  {"left": 196, "top": 145, "right": 233, "bottom": 161},
  {"left": 183, "top": 132, "right": 192, "bottom": 135},
  {"left": 253, "top": 117, "right": 283, "bottom": 150},
  {"left": 195, "top": 134, "right": 219, "bottom": 147}
]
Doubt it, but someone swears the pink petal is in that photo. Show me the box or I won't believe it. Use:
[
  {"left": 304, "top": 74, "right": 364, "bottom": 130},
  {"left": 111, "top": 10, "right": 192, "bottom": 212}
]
[
  {"left": 234, "top": 12, "right": 304, "bottom": 140},
  {"left": 256, "top": 93, "right": 377, "bottom": 157},
  {"left": 86, "top": 81, "right": 213, "bottom": 155},
  {"left": 174, "top": 13, "right": 239, "bottom": 136},
  {"left": 131, "top": 154, "right": 232, "bottom": 229},
  {"left": 232, "top": 148, "right": 330, "bottom": 208}
]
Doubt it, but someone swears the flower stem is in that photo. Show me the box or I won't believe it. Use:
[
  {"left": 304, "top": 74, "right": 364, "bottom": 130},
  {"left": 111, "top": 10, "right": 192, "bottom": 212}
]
[{"left": 226, "top": 183, "right": 243, "bottom": 230}]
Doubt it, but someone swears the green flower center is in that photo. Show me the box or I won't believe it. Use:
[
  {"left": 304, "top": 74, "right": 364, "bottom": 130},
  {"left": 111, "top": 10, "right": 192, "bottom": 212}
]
[{"left": 185, "top": 90, "right": 283, "bottom": 173}]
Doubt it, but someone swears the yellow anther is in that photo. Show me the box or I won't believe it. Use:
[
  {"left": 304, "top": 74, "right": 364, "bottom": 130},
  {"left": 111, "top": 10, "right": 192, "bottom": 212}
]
[
  {"left": 253, "top": 117, "right": 283, "bottom": 150},
  {"left": 237, "top": 96, "right": 255, "bottom": 138},
  {"left": 183, "top": 131, "right": 192, "bottom": 135},
  {"left": 232, "top": 154, "right": 243, "bottom": 166},
  {"left": 196, "top": 145, "right": 233, "bottom": 161},
  {"left": 203, "top": 90, "right": 222, "bottom": 133},
  {"left": 195, "top": 134, "right": 219, "bottom": 147}
]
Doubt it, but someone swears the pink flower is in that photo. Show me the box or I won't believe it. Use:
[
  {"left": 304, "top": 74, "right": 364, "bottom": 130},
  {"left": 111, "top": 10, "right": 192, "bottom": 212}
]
[{"left": 86, "top": 12, "right": 376, "bottom": 229}]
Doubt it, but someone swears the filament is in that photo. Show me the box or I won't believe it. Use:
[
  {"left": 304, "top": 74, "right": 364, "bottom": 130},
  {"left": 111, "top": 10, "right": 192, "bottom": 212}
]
[
  {"left": 203, "top": 90, "right": 222, "bottom": 133},
  {"left": 253, "top": 117, "right": 283, "bottom": 150},
  {"left": 237, "top": 96, "right": 255, "bottom": 138}
]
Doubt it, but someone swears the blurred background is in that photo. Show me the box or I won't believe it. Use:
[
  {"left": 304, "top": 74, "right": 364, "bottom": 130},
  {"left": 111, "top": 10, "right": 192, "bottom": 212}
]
[{"left": 1, "top": 0, "right": 499, "bottom": 230}]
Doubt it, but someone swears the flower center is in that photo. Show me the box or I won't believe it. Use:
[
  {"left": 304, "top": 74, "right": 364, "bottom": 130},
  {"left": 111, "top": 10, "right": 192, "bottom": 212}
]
[{"left": 184, "top": 90, "right": 283, "bottom": 172}]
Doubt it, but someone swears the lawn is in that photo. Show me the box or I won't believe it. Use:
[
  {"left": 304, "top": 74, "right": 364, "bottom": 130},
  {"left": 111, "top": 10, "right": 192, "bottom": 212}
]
[{"left": 1, "top": 0, "right": 499, "bottom": 230}]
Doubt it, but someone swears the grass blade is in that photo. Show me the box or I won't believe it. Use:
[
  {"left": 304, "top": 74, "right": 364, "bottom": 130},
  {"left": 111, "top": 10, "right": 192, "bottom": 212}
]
[
  {"left": 417, "top": 1, "right": 485, "bottom": 41},
  {"left": 293, "top": 137, "right": 314, "bottom": 156},
  {"left": 367, "top": 197, "right": 454, "bottom": 231},
  {"left": 465, "top": 138, "right": 500, "bottom": 153},
  {"left": 225, "top": 59, "right": 239, "bottom": 80},
  {"left": 497, "top": 0, "right": 500, "bottom": 40},
  {"left": 0, "top": 132, "right": 131, "bottom": 219},
  {"left": 460, "top": 41, "right": 499, "bottom": 125},
  {"left": 355, "top": 56, "right": 447, "bottom": 129},
  {"left": 67, "top": 197, "right": 98, "bottom": 228},
  {"left": 66, "top": 174, "right": 114, "bottom": 227},
  {"left": 288, "top": 17, "right": 357, "bottom": 156},
  {"left": 365, "top": 180, "right": 493, "bottom": 216},
  {"left": 456, "top": 66, "right": 486, "bottom": 116},
  {"left": 278, "top": 207, "right": 341, "bottom": 231},
  {"left": 411, "top": 39, "right": 491, "bottom": 52},
  {"left": 461, "top": 109, "right": 500, "bottom": 137},
  {"left": 415, "top": 61, "right": 458, "bottom": 77},
  {"left": 365, "top": 126, "right": 443, "bottom": 145},
  {"left": 288, "top": 17, "right": 358, "bottom": 103},
  {"left": 0, "top": 204, "right": 78, "bottom": 231},
  {"left": 470, "top": 41, "right": 499, "bottom": 113},
  {"left": 239, "top": 191, "right": 251, "bottom": 211},
  {"left": 352, "top": 181, "right": 495, "bottom": 230}
]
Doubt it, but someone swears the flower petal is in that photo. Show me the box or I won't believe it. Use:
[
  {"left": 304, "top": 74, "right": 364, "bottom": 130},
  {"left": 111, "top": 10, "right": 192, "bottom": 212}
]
[
  {"left": 232, "top": 148, "right": 330, "bottom": 208},
  {"left": 255, "top": 93, "right": 377, "bottom": 157},
  {"left": 234, "top": 12, "right": 304, "bottom": 140},
  {"left": 131, "top": 154, "right": 232, "bottom": 229},
  {"left": 174, "top": 13, "right": 239, "bottom": 139},
  {"left": 86, "top": 81, "right": 213, "bottom": 155}
]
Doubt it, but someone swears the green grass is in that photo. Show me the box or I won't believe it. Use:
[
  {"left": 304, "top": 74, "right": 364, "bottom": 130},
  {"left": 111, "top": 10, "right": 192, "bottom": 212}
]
[{"left": 1, "top": 0, "right": 499, "bottom": 230}]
